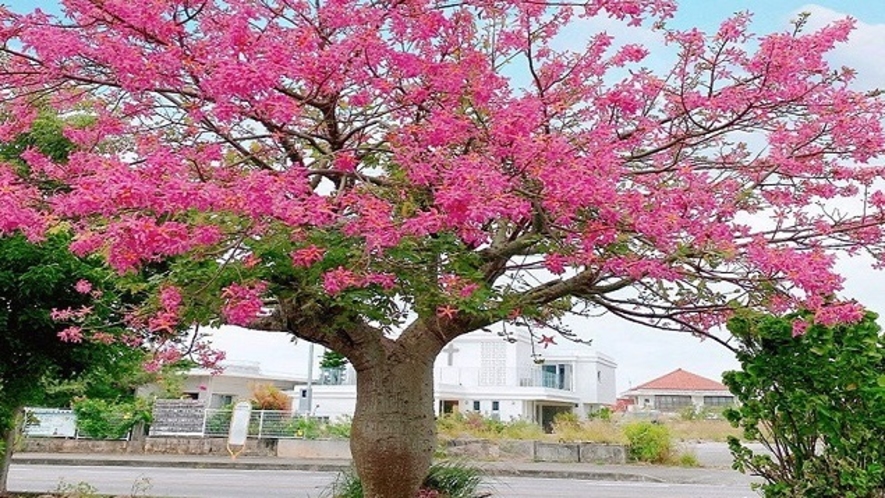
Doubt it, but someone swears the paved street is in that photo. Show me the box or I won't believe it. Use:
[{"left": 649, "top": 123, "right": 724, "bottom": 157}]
[{"left": 10, "top": 464, "right": 757, "bottom": 498}]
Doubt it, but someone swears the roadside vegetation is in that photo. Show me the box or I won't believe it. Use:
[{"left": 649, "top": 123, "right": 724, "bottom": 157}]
[{"left": 435, "top": 411, "right": 722, "bottom": 466}]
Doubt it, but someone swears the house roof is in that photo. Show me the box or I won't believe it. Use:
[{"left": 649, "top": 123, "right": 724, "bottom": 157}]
[{"left": 630, "top": 368, "right": 727, "bottom": 392}]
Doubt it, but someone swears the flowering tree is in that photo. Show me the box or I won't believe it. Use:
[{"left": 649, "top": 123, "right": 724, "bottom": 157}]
[{"left": 1, "top": 1, "right": 884, "bottom": 496}]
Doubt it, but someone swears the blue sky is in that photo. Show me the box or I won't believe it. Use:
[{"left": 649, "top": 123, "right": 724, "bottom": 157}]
[
  {"left": 7, "top": 0, "right": 884, "bottom": 24},
  {"left": 4, "top": 0, "right": 885, "bottom": 390}
]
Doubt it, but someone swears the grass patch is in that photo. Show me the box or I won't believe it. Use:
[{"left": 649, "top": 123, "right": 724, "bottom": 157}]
[
  {"left": 550, "top": 414, "right": 626, "bottom": 444},
  {"left": 668, "top": 419, "right": 741, "bottom": 442}
]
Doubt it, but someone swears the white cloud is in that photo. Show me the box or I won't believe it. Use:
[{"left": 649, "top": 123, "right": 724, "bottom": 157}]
[{"left": 797, "top": 4, "right": 885, "bottom": 91}]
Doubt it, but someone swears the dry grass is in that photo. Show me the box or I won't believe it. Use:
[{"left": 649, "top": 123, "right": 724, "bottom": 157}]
[
  {"left": 437, "top": 412, "right": 740, "bottom": 446},
  {"left": 436, "top": 412, "right": 546, "bottom": 440},
  {"left": 549, "top": 419, "right": 627, "bottom": 444},
  {"left": 667, "top": 419, "right": 742, "bottom": 442}
]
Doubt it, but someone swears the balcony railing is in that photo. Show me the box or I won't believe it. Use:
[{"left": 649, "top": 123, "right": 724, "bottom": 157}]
[
  {"left": 435, "top": 366, "right": 573, "bottom": 391},
  {"left": 313, "top": 365, "right": 574, "bottom": 391}
]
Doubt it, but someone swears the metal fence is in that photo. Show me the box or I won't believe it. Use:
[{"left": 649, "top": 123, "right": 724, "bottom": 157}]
[
  {"left": 25, "top": 406, "right": 318, "bottom": 440},
  {"left": 202, "top": 409, "right": 309, "bottom": 439}
]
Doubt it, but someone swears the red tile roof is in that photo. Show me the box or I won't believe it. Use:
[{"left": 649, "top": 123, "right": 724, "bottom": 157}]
[{"left": 632, "top": 368, "right": 727, "bottom": 391}]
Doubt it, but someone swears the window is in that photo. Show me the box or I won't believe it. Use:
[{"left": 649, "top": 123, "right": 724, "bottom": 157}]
[
  {"left": 473, "top": 401, "right": 481, "bottom": 411},
  {"left": 491, "top": 401, "right": 500, "bottom": 411},
  {"left": 210, "top": 394, "right": 234, "bottom": 409},
  {"left": 541, "top": 364, "right": 572, "bottom": 390},
  {"left": 703, "top": 396, "right": 734, "bottom": 407},
  {"left": 654, "top": 395, "right": 692, "bottom": 411}
]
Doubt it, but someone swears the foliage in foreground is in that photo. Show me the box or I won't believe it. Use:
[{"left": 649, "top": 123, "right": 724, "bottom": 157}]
[
  {"left": 326, "top": 461, "right": 490, "bottom": 498},
  {"left": 71, "top": 398, "right": 152, "bottom": 440},
  {"left": 724, "top": 311, "right": 885, "bottom": 498}
]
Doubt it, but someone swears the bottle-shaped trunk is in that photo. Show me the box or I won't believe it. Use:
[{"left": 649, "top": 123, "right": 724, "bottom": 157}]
[{"left": 350, "top": 355, "right": 436, "bottom": 498}]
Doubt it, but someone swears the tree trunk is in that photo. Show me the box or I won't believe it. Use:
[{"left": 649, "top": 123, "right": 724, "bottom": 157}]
[
  {"left": 0, "top": 406, "right": 23, "bottom": 495},
  {"left": 350, "top": 354, "right": 436, "bottom": 498}
]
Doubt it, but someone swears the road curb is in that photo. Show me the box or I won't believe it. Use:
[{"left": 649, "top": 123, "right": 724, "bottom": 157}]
[
  {"left": 11, "top": 456, "right": 675, "bottom": 484},
  {"left": 12, "top": 457, "right": 350, "bottom": 473},
  {"left": 481, "top": 467, "right": 665, "bottom": 483}
]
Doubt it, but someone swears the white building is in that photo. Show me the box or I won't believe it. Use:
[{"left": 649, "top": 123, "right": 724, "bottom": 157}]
[
  {"left": 304, "top": 330, "right": 617, "bottom": 429},
  {"left": 620, "top": 368, "right": 734, "bottom": 413},
  {"left": 140, "top": 361, "right": 305, "bottom": 409}
]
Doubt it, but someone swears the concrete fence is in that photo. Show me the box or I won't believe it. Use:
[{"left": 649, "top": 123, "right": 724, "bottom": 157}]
[
  {"left": 22, "top": 436, "right": 625, "bottom": 464},
  {"left": 441, "top": 438, "right": 626, "bottom": 464},
  {"left": 22, "top": 436, "right": 279, "bottom": 457}
]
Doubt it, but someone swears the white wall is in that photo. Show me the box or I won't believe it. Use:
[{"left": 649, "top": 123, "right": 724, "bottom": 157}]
[
  {"left": 309, "top": 385, "right": 357, "bottom": 420},
  {"left": 596, "top": 355, "right": 618, "bottom": 405}
]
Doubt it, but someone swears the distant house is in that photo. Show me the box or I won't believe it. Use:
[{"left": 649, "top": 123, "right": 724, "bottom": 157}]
[
  {"left": 140, "top": 361, "right": 305, "bottom": 409},
  {"left": 620, "top": 368, "right": 733, "bottom": 412},
  {"left": 305, "top": 330, "right": 617, "bottom": 429}
]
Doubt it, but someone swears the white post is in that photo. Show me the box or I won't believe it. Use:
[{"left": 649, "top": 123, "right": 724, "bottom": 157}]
[
  {"left": 306, "top": 342, "right": 315, "bottom": 416},
  {"left": 258, "top": 410, "right": 265, "bottom": 438}
]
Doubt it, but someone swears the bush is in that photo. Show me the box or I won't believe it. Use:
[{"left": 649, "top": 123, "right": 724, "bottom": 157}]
[
  {"left": 250, "top": 383, "right": 290, "bottom": 410},
  {"left": 623, "top": 421, "right": 672, "bottom": 463},
  {"left": 72, "top": 397, "right": 151, "bottom": 439},
  {"left": 325, "top": 461, "right": 490, "bottom": 498},
  {"left": 287, "top": 415, "right": 322, "bottom": 439},
  {"left": 724, "top": 310, "right": 885, "bottom": 497},
  {"left": 675, "top": 451, "right": 700, "bottom": 467},
  {"left": 498, "top": 419, "right": 545, "bottom": 440},
  {"left": 588, "top": 407, "right": 613, "bottom": 421},
  {"left": 436, "top": 412, "right": 509, "bottom": 440},
  {"left": 324, "top": 416, "right": 353, "bottom": 439}
]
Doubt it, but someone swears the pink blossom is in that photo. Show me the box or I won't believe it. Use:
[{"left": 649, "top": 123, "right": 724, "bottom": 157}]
[
  {"left": 57, "top": 326, "right": 84, "bottom": 343},
  {"left": 291, "top": 245, "right": 325, "bottom": 267},
  {"left": 159, "top": 286, "right": 183, "bottom": 313},
  {"left": 364, "top": 272, "right": 397, "bottom": 290},
  {"left": 459, "top": 283, "right": 480, "bottom": 298},
  {"left": 791, "top": 319, "right": 810, "bottom": 338},
  {"left": 323, "top": 267, "right": 360, "bottom": 295},
  {"left": 74, "top": 279, "right": 93, "bottom": 294},
  {"left": 544, "top": 254, "right": 567, "bottom": 275},
  {"left": 221, "top": 281, "right": 268, "bottom": 326},
  {"left": 813, "top": 302, "right": 865, "bottom": 327},
  {"left": 91, "top": 332, "right": 117, "bottom": 345}
]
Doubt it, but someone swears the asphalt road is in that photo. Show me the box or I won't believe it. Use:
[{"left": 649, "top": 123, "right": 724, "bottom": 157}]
[{"left": 10, "top": 464, "right": 758, "bottom": 498}]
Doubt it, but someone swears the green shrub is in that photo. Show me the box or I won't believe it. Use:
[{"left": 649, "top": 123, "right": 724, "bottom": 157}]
[
  {"left": 422, "top": 461, "right": 488, "bottom": 498},
  {"left": 72, "top": 397, "right": 151, "bottom": 440},
  {"left": 623, "top": 421, "right": 672, "bottom": 463},
  {"left": 588, "top": 407, "right": 613, "bottom": 422},
  {"left": 324, "top": 416, "right": 353, "bottom": 439},
  {"left": 724, "top": 310, "right": 885, "bottom": 497},
  {"left": 288, "top": 415, "right": 322, "bottom": 439},
  {"left": 324, "top": 461, "right": 490, "bottom": 498}
]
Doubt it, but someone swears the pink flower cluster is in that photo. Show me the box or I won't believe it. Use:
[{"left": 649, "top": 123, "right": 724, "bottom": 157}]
[
  {"left": 148, "top": 286, "right": 183, "bottom": 334},
  {"left": 221, "top": 281, "right": 268, "bottom": 326},
  {"left": 0, "top": 0, "right": 882, "bottom": 343}
]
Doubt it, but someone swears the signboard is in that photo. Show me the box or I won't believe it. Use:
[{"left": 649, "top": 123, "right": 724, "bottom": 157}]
[
  {"left": 149, "top": 399, "right": 206, "bottom": 436},
  {"left": 228, "top": 402, "right": 251, "bottom": 447},
  {"left": 24, "top": 408, "right": 77, "bottom": 438}
]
